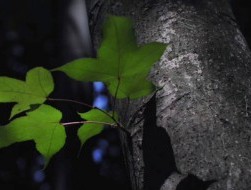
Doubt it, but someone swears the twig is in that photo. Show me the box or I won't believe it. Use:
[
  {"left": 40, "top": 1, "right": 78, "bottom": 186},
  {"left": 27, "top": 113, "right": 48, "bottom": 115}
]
[
  {"left": 47, "top": 97, "right": 130, "bottom": 134},
  {"left": 48, "top": 97, "right": 118, "bottom": 124},
  {"left": 61, "top": 120, "right": 116, "bottom": 127},
  {"left": 61, "top": 120, "right": 130, "bottom": 134}
]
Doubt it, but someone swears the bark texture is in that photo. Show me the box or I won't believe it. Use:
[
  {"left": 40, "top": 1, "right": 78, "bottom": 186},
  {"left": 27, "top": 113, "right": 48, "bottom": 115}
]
[{"left": 88, "top": 0, "right": 251, "bottom": 189}]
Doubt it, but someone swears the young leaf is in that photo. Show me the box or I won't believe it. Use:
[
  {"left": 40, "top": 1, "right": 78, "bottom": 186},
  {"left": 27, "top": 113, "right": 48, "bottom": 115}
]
[
  {"left": 0, "top": 105, "right": 66, "bottom": 166},
  {"left": 53, "top": 16, "right": 166, "bottom": 99},
  {"left": 78, "top": 109, "right": 117, "bottom": 146},
  {"left": 0, "top": 67, "right": 54, "bottom": 118}
]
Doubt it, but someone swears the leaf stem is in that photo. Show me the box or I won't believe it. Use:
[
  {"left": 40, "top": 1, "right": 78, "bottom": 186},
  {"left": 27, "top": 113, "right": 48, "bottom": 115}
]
[
  {"left": 47, "top": 97, "right": 129, "bottom": 134},
  {"left": 61, "top": 120, "right": 116, "bottom": 127},
  {"left": 47, "top": 98, "right": 93, "bottom": 108},
  {"left": 61, "top": 120, "right": 129, "bottom": 134},
  {"left": 112, "top": 77, "right": 121, "bottom": 117},
  {"left": 47, "top": 97, "right": 113, "bottom": 120}
]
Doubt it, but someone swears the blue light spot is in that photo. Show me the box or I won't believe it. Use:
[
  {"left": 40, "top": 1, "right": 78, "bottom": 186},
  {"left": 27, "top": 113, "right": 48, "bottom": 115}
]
[
  {"left": 92, "top": 149, "right": 104, "bottom": 164},
  {"left": 33, "top": 170, "right": 45, "bottom": 183},
  {"left": 93, "top": 95, "right": 108, "bottom": 109},
  {"left": 93, "top": 82, "right": 105, "bottom": 93}
]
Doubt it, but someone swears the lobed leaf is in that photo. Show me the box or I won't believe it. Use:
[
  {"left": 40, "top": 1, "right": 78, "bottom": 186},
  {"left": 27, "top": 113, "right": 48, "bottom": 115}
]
[
  {"left": 0, "top": 67, "right": 54, "bottom": 118},
  {"left": 0, "top": 105, "right": 66, "bottom": 166},
  {"left": 54, "top": 16, "right": 166, "bottom": 99},
  {"left": 78, "top": 109, "right": 117, "bottom": 146}
]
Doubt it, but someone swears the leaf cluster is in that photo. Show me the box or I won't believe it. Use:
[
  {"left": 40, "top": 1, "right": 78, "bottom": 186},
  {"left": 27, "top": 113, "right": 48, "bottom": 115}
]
[{"left": 0, "top": 15, "right": 166, "bottom": 166}]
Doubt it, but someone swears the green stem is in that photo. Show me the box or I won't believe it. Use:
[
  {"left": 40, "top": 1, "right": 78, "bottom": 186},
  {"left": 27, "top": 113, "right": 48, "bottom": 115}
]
[{"left": 112, "top": 77, "right": 121, "bottom": 117}]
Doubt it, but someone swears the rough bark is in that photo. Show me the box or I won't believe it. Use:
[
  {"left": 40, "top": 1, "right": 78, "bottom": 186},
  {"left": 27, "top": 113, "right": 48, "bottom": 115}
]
[{"left": 89, "top": 0, "right": 251, "bottom": 189}]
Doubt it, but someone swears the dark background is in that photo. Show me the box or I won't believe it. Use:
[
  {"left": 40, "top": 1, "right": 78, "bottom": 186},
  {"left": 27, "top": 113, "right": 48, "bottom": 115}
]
[{"left": 0, "top": 0, "right": 250, "bottom": 189}]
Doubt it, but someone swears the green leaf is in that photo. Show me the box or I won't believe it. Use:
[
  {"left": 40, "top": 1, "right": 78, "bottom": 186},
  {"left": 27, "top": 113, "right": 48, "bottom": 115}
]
[
  {"left": 53, "top": 16, "right": 166, "bottom": 99},
  {"left": 0, "top": 67, "right": 54, "bottom": 118},
  {"left": 78, "top": 109, "right": 117, "bottom": 146},
  {"left": 0, "top": 105, "right": 66, "bottom": 166}
]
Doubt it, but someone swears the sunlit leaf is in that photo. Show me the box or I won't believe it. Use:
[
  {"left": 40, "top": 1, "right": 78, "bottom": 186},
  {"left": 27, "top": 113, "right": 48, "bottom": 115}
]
[
  {"left": 0, "top": 105, "right": 66, "bottom": 166},
  {"left": 78, "top": 109, "right": 117, "bottom": 146},
  {"left": 54, "top": 16, "right": 166, "bottom": 99},
  {"left": 0, "top": 67, "right": 54, "bottom": 118}
]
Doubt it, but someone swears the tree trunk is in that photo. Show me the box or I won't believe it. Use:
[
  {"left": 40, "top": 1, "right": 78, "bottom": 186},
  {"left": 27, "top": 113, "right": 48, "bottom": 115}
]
[{"left": 89, "top": 0, "right": 251, "bottom": 189}]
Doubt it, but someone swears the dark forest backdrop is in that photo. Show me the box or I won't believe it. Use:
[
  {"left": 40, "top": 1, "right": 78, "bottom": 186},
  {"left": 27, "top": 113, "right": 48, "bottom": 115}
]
[{"left": 0, "top": 0, "right": 250, "bottom": 189}]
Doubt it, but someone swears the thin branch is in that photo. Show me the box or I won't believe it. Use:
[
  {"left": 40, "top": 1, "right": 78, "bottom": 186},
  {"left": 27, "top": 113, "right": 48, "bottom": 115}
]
[
  {"left": 47, "top": 97, "right": 129, "bottom": 134},
  {"left": 61, "top": 120, "right": 130, "bottom": 134},
  {"left": 47, "top": 98, "right": 93, "bottom": 108},
  {"left": 61, "top": 120, "right": 117, "bottom": 127},
  {"left": 48, "top": 97, "right": 118, "bottom": 124}
]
